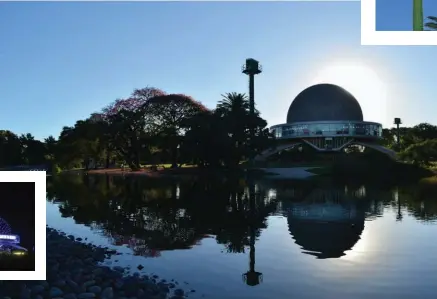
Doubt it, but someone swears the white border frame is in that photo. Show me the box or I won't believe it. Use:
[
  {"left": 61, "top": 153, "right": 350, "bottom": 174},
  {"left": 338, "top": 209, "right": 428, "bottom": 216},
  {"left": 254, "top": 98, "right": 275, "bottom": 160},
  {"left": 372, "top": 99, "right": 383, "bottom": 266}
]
[
  {"left": 362, "top": 0, "right": 437, "bottom": 45},
  {"left": 0, "top": 171, "right": 46, "bottom": 280}
]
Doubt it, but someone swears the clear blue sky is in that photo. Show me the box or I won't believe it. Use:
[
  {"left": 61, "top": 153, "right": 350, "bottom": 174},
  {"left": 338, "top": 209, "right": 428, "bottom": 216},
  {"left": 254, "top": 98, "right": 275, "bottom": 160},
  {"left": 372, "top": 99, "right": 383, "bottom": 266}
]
[
  {"left": 376, "top": 0, "right": 437, "bottom": 31},
  {"left": 1, "top": 1, "right": 437, "bottom": 141}
]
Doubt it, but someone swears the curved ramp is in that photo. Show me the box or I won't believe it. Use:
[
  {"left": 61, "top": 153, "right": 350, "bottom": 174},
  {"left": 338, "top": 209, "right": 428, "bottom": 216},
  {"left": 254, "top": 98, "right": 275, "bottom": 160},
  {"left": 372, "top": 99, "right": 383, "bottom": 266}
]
[
  {"left": 255, "top": 143, "right": 301, "bottom": 161},
  {"left": 354, "top": 142, "right": 397, "bottom": 160}
]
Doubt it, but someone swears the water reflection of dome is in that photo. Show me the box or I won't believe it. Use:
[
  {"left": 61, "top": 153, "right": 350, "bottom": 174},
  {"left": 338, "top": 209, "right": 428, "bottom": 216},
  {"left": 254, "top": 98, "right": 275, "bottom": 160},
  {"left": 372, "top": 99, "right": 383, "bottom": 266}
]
[{"left": 283, "top": 195, "right": 366, "bottom": 259}]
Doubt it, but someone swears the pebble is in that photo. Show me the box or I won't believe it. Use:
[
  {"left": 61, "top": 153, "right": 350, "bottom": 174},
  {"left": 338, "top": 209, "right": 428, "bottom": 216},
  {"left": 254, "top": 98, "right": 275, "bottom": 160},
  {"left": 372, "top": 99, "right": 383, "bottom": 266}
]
[
  {"left": 31, "top": 285, "right": 45, "bottom": 294},
  {"left": 49, "top": 287, "right": 63, "bottom": 298},
  {"left": 40, "top": 281, "right": 50, "bottom": 289},
  {"left": 78, "top": 293, "right": 96, "bottom": 299},
  {"left": 88, "top": 286, "right": 102, "bottom": 294},
  {"left": 82, "top": 280, "right": 96, "bottom": 288},
  {"left": 20, "top": 288, "right": 31, "bottom": 299},
  {"left": 64, "top": 293, "right": 78, "bottom": 299},
  {"left": 101, "top": 287, "right": 114, "bottom": 299}
]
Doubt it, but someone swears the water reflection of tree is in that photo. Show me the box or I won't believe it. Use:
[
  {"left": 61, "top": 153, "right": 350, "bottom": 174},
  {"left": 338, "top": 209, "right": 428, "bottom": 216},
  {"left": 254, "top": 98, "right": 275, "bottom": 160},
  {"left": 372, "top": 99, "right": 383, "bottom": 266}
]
[
  {"left": 394, "top": 186, "right": 437, "bottom": 222},
  {"left": 46, "top": 175, "right": 437, "bottom": 261},
  {"left": 47, "top": 175, "right": 278, "bottom": 257}
]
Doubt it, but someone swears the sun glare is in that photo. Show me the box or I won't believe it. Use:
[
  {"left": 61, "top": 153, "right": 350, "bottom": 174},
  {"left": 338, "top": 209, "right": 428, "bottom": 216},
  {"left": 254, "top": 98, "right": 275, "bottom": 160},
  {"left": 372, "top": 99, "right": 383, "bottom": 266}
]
[{"left": 310, "top": 63, "right": 388, "bottom": 124}]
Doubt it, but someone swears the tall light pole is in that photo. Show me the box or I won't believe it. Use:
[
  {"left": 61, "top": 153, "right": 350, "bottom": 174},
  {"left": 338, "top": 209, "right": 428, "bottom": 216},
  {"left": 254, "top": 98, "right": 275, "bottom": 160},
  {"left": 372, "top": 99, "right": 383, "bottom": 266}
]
[
  {"left": 394, "top": 117, "right": 402, "bottom": 150},
  {"left": 242, "top": 59, "right": 262, "bottom": 163},
  {"left": 242, "top": 58, "right": 262, "bottom": 122}
]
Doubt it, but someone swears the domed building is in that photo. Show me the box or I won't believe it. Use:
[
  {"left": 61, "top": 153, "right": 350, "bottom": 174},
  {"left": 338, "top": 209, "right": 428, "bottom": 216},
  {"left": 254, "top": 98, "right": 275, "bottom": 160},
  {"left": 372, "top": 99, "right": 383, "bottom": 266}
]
[{"left": 258, "top": 84, "right": 395, "bottom": 160}]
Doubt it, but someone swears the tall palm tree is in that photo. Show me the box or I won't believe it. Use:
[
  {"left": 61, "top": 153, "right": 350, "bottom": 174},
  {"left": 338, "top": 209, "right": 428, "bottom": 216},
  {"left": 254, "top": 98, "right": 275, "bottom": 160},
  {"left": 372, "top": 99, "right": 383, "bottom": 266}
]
[
  {"left": 216, "top": 92, "right": 250, "bottom": 116},
  {"left": 424, "top": 16, "right": 437, "bottom": 30},
  {"left": 413, "top": 0, "right": 424, "bottom": 31}
]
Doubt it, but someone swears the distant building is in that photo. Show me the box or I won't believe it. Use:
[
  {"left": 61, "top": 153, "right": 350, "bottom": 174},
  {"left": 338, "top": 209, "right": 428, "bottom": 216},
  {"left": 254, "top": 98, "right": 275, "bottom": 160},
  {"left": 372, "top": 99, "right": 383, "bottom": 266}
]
[
  {"left": 0, "top": 234, "right": 28, "bottom": 253},
  {"left": 257, "top": 84, "right": 395, "bottom": 160}
]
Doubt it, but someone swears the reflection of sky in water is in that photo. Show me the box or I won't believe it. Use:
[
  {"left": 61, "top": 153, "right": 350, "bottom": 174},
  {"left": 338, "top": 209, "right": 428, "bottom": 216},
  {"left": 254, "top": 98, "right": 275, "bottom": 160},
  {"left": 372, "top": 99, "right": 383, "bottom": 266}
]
[{"left": 47, "top": 193, "right": 437, "bottom": 299}]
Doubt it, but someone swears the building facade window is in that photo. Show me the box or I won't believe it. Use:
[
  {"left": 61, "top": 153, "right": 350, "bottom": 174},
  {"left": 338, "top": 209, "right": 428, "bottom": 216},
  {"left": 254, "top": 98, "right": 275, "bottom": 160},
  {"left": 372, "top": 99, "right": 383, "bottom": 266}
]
[{"left": 271, "top": 122, "right": 382, "bottom": 139}]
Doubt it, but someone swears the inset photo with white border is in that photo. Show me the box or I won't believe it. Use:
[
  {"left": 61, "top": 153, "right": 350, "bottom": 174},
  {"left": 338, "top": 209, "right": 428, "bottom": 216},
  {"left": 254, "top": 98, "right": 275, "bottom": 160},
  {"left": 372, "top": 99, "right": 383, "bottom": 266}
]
[
  {"left": 362, "top": 0, "right": 437, "bottom": 45},
  {"left": 0, "top": 171, "right": 46, "bottom": 280}
]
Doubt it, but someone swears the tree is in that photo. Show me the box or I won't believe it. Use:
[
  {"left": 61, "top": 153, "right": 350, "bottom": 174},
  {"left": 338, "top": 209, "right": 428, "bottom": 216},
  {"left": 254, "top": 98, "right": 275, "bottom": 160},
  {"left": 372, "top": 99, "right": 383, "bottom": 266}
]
[
  {"left": 382, "top": 123, "right": 437, "bottom": 152},
  {"left": 399, "top": 139, "right": 437, "bottom": 166},
  {"left": 214, "top": 92, "right": 273, "bottom": 167},
  {"left": 102, "top": 87, "right": 166, "bottom": 171},
  {"left": 20, "top": 133, "right": 47, "bottom": 165},
  {"left": 215, "top": 93, "right": 252, "bottom": 166},
  {"left": 425, "top": 16, "right": 437, "bottom": 30},
  {"left": 44, "top": 136, "right": 57, "bottom": 158},
  {"left": 0, "top": 130, "right": 24, "bottom": 167},
  {"left": 381, "top": 128, "right": 396, "bottom": 149},
  {"left": 56, "top": 120, "right": 102, "bottom": 170},
  {"left": 180, "top": 110, "right": 229, "bottom": 167},
  {"left": 410, "top": 123, "right": 437, "bottom": 141},
  {"left": 145, "top": 94, "right": 209, "bottom": 168}
]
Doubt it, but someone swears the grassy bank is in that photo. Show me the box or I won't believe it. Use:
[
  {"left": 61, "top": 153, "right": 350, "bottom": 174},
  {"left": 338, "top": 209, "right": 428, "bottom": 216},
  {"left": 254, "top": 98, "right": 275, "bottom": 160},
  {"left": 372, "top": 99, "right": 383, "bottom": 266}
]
[{"left": 317, "top": 157, "right": 434, "bottom": 183}]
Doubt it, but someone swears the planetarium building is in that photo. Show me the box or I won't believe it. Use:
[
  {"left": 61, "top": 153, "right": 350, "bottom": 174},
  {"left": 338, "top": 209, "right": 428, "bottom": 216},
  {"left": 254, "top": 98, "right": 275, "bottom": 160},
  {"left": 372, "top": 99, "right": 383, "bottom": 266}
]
[{"left": 260, "top": 83, "right": 394, "bottom": 159}]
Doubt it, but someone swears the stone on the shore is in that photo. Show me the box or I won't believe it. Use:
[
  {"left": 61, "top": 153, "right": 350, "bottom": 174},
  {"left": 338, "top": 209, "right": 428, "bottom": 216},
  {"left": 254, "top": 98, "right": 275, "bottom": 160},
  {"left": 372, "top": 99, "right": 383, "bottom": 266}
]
[
  {"left": 19, "top": 288, "right": 31, "bottom": 299},
  {"left": 49, "top": 287, "right": 63, "bottom": 298},
  {"left": 88, "top": 286, "right": 102, "bottom": 294},
  {"left": 64, "top": 293, "right": 78, "bottom": 299},
  {"left": 77, "top": 292, "right": 96, "bottom": 299},
  {"left": 53, "top": 279, "right": 67, "bottom": 288},
  {"left": 1, "top": 227, "right": 189, "bottom": 299},
  {"left": 82, "top": 280, "right": 96, "bottom": 288},
  {"left": 31, "top": 285, "right": 45, "bottom": 294},
  {"left": 40, "top": 281, "right": 50, "bottom": 289},
  {"left": 101, "top": 287, "right": 114, "bottom": 299}
]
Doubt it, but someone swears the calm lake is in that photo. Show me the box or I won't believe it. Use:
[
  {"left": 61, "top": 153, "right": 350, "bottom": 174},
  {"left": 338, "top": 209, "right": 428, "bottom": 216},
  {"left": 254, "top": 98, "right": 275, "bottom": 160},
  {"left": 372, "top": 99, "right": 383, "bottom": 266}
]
[{"left": 46, "top": 174, "right": 437, "bottom": 299}]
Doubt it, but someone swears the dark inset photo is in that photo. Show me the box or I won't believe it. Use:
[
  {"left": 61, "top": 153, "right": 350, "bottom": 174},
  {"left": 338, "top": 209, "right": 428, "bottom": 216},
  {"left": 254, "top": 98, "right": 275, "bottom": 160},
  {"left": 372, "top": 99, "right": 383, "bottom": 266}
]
[
  {"left": 376, "top": 0, "right": 437, "bottom": 31},
  {"left": 0, "top": 182, "right": 35, "bottom": 271}
]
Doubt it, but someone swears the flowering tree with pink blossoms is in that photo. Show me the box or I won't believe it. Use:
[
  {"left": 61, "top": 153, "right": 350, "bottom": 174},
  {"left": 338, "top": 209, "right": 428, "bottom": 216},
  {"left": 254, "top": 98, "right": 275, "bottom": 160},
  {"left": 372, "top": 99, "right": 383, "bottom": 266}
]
[{"left": 99, "top": 87, "right": 167, "bottom": 170}]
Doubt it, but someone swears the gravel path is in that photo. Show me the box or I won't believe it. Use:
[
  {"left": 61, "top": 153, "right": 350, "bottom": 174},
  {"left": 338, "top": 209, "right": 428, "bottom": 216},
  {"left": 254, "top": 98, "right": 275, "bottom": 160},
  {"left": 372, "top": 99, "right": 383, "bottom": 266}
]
[{"left": 0, "top": 227, "right": 192, "bottom": 299}]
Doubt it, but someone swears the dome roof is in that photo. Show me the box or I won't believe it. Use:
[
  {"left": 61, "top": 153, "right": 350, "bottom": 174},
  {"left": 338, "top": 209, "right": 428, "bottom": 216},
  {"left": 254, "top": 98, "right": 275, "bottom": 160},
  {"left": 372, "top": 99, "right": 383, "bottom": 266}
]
[{"left": 286, "top": 83, "right": 363, "bottom": 123}]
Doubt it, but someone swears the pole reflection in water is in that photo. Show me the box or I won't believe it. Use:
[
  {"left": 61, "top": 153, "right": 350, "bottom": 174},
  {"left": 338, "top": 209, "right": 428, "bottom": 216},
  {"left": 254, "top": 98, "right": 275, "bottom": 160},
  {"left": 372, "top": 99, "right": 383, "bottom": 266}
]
[{"left": 242, "top": 182, "right": 263, "bottom": 287}]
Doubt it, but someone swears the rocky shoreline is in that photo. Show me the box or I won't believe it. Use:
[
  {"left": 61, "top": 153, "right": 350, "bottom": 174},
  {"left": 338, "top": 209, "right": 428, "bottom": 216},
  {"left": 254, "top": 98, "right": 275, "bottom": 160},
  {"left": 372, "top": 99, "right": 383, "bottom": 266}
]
[{"left": 1, "top": 227, "right": 192, "bottom": 299}]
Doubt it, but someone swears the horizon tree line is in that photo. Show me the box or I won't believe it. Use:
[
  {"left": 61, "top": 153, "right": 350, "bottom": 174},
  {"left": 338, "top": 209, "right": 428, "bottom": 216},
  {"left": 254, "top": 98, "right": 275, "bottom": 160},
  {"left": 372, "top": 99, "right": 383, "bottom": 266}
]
[{"left": 1, "top": 85, "right": 437, "bottom": 171}]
